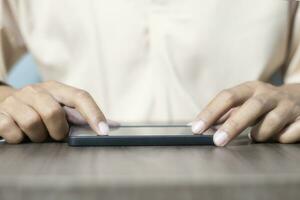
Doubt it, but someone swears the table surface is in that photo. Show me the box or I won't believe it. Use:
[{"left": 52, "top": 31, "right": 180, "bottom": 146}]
[{"left": 0, "top": 133, "right": 300, "bottom": 200}]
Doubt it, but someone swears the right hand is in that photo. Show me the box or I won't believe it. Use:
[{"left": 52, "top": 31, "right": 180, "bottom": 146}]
[{"left": 0, "top": 81, "right": 110, "bottom": 144}]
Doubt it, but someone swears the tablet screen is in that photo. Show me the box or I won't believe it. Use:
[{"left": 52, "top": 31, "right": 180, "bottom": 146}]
[{"left": 70, "top": 125, "right": 216, "bottom": 136}]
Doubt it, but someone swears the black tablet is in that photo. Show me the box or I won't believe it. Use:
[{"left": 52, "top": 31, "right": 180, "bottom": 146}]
[{"left": 68, "top": 124, "right": 214, "bottom": 146}]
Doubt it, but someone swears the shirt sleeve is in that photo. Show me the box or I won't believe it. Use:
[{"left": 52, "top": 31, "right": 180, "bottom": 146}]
[
  {"left": 284, "top": 3, "right": 300, "bottom": 84},
  {"left": 0, "top": 0, "right": 27, "bottom": 81}
]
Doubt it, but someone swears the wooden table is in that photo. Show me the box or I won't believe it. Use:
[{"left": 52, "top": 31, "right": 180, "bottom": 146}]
[{"left": 0, "top": 134, "right": 300, "bottom": 200}]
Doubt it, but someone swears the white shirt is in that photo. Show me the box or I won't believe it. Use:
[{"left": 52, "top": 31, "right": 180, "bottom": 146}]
[{"left": 1, "top": 0, "right": 300, "bottom": 123}]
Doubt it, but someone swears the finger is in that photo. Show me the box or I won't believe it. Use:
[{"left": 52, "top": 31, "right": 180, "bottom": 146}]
[
  {"left": 107, "top": 119, "right": 120, "bottom": 128},
  {"left": 0, "top": 112, "right": 24, "bottom": 144},
  {"left": 64, "top": 106, "right": 120, "bottom": 127},
  {"left": 191, "top": 84, "right": 254, "bottom": 134},
  {"left": 215, "top": 107, "right": 240, "bottom": 125},
  {"left": 275, "top": 120, "right": 300, "bottom": 143},
  {"left": 215, "top": 107, "right": 266, "bottom": 128},
  {"left": 1, "top": 96, "right": 47, "bottom": 142},
  {"left": 15, "top": 90, "right": 69, "bottom": 141},
  {"left": 41, "top": 81, "right": 108, "bottom": 135},
  {"left": 213, "top": 95, "right": 277, "bottom": 146},
  {"left": 250, "top": 101, "right": 298, "bottom": 142},
  {"left": 63, "top": 106, "right": 87, "bottom": 125}
]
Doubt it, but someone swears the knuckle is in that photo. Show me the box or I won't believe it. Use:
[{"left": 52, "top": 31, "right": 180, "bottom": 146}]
[
  {"left": 251, "top": 81, "right": 274, "bottom": 93},
  {"left": 75, "top": 89, "right": 91, "bottom": 99},
  {"left": 247, "top": 81, "right": 264, "bottom": 88},
  {"left": 201, "top": 108, "right": 214, "bottom": 119},
  {"left": 251, "top": 80, "right": 262, "bottom": 85},
  {"left": 225, "top": 118, "right": 240, "bottom": 133},
  {"left": 218, "top": 90, "right": 237, "bottom": 104},
  {"left": 283, "top": 100, "right": 296, "bottom": 109},
  {"left": 3, "top": 96, "right": 17, "bottom": 105},
  {"left": 22, "top": 85, "right": 41, "bottom": 94},
  {"left": 245, "top": 80, "right": 259, "bottom": 86},
  {"left": 33, "top": 91, "right": 57, "bottom": 106},
  {"left": 0, "top": 114, "right": 24, "bottom": 144},
  {"left": 275, "top": 89, "right": 288, "bottom": 97},
  {"left": 249, "top": 96, "right": 266, "bottom": 110},
  {"left": 254, "top": 81, "right": 266, "bottom": 88},
  {"left": 44, "top": 80, "right": 59, "bottom": 86},
  {"left": 245, "top": 80, "right": 257, "bottom": 85},
  {"left": 267, "top": 112, "right": 283, "bottom": 124},
  {"left": 5, "top": 132, "right": 24, "bottom": 144},
  {"left": 43, "top": 106, "right": 64, "bottom": 120},
  {"left": 0, "top": 115, "right": 12, "bottom": 129},
  {"left": 21, "top": 115, "right": 41, "bottom": 131}
]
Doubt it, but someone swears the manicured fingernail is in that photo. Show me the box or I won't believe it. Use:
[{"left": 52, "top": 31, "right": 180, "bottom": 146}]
[
  {"left": 213, "top": 130, "right": 229, "bottom": 146},
  {"left": 187, "top": 122, "right": 193, "bottom": 126},
  {"left": 98, "top": 122, "right": 110, "bottom": 135},
  {"left": 248, "top": 132, "right": 253, "bottom": 141},
  {"left": 191, "top": 120, "right": 205, "bottom": 133},
  {"left": 107, "top": 119, "right": 121, "bottom": 128}
]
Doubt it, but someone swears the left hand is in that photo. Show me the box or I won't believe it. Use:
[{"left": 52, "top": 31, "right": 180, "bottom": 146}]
[{"left": 191, "top": 81, "right": 300, "bottom": 146}]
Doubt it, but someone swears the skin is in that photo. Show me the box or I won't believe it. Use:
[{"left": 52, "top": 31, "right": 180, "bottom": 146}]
[
  {"left": 191, "top": 81, "right": 300, "bottom": 147},
  {"left": 1, "top": 80, "right": 300, "bottom": 146},
  {"left": 0, "top": 81, "right": 110, "bottom": 144}
]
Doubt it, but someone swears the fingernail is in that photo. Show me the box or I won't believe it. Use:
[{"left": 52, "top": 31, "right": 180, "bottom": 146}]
[
  {"left": 107, "top": 119, "right": 121, "bottom": 128},
  {"left": 248, "top": 132, "right": 253, "bottom": 141},
  {"left": 213, "top": 130, "right": 229, "bottom": 146},
  {"left": 98, "top": 122, "right": 110, "bottom": 135},
  {"left": 187, "top": 122, "right": 193, "bottom": 126},
  {"left": 191, "top": 120, "right": 205, "bottom": 133}
]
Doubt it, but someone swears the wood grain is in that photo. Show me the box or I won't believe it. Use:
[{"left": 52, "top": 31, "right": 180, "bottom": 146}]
[{"left": 0, "top": 135, "right": 300, "bottom": 200}]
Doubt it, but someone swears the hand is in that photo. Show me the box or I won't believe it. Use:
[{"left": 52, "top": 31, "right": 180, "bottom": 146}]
[
  {"left": 0, "top": 81, "right": 110, "bottom": 144},
  {"left": 190, "top": 81, "right": 300, "bottom": 146}
]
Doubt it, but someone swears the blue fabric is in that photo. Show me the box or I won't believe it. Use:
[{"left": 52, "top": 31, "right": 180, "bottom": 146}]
[{"left": 7, "top": 54, "right": 41, "bottom": 88}]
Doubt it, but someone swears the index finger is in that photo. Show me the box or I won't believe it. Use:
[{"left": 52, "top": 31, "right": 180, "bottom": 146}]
[
  {"left": 191, "top": 84, "right": 254, "bottom": 134},
  {"left": 213, "top": 95, "right": 276, "bottom": 146},
  {"left": 41, "top": 81, "right": 109, "bottom": 135}
]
